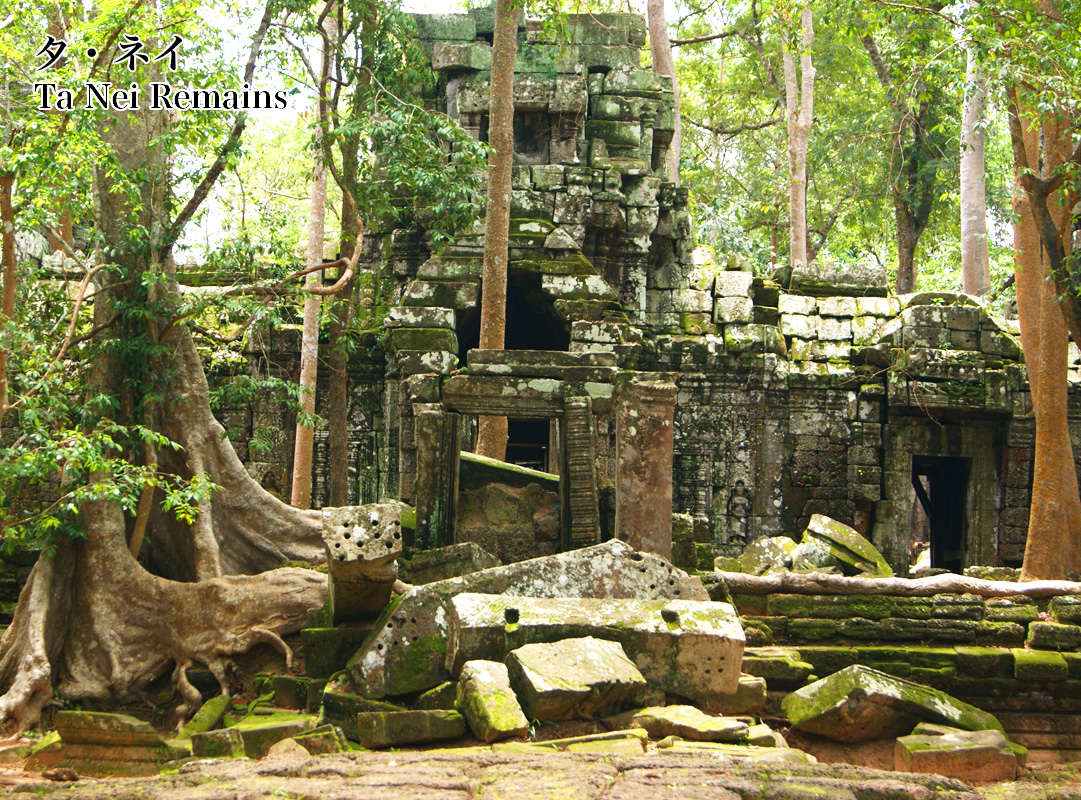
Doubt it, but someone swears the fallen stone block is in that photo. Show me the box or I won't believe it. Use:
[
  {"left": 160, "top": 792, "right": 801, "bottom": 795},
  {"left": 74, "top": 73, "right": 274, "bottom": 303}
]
[
  {"left": 191, "top": 727, "right": 245, "bottom": 758},
  {"left": 447, "top": 593, "right": 745, "bottom": 701},
  {"left": 320, "top": 688, "right": 405, "bottom": 741},
  {"left": 657, "top": 738, "right": 818, "bottom": 764},
  {"left": 322, "top": 501, "right": 406, "bottom": 623},
  {"left": 301, "top": 626, "right": 375, "bottom": 679},
  {"left": 459, "top": 660, "right": 529, "bottom": 743},
  {"left": 398, "top": 541, "right": 501, "bottom": 584},
  {"left": 492, "top": 728, "right": 648, "bottom": 754},
  {"left": 355, "top": 709, "right": 467, "bottom": 748},
  {"left": 55, "top": 711, "right": 166, "bottom": 747},
  {"left": 782, "top": 665, "right": 1003, "bottom": 742},
  {"left": 231, "top": 712, "right": 317, "bottom": 759},
  {"left": 293, "top": 724, "right": 350, "bottom": 754},
  {"left": 705, "top": 674, "right": 767, "bottom": 715},
  {"left": 741, "top": 647, "right": 814, "bottom": 690},
  {"left": 265, "top": 738, "right": 311, "bottom": 759},
  {"left": 745, "top": 722, "right": 787, "bottom": 747},
  {"left": 714, "top": 536, "right": 795, "bottom": 576},
  {"left": 507, "top": 636, "right": 651, "bottom": 721},
  {"left": 346, "top": 539, "right": 708, "bottom": 698},
  {"left": 607, "top": 705, "right": 748, "bottom": 742},
  {"left": 802, "top": 514, "right": 893, "bottom": 577},
  {"left": 895, "top": 726, "right": 1026, "bottom": 783}
]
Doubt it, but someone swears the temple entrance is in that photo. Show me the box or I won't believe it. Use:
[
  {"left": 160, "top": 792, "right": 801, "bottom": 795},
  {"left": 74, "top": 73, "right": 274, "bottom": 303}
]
[
  {"left": 911, "top": 456, "right": 968, "bottom": 573},
  {"left": 507, "top": 418, "right": 552, "bottom": 472},
  {"left": 456, "top": 271, "right": 570, "bottom": 354}
]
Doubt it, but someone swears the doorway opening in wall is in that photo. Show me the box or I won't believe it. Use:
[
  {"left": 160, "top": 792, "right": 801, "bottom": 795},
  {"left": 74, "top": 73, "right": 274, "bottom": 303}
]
[
  {"left": 910, "top": 456, "right": 969, "bottom": 573},
  {"left": 457, "top": 271, "right": 571, "bottom": 354},
  {"left": 506, "top": 418, "right": 551, "bottom": 472}
]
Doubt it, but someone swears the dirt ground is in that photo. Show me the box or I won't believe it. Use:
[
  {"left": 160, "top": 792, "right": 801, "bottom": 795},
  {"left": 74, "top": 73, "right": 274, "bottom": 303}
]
[{"left": 3, "top": 748, "right": 1081, "bottom": 800}]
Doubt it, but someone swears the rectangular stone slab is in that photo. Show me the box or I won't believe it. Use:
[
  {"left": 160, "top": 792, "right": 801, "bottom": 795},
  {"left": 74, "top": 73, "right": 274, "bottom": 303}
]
[
  {"left": 55, "top": 711, "right": 166, "bottom": 747},
  {"left": 344, "top": 539, "right": 708, "bottom": 698},
  {"left": 447, "top": 593, "right": 745, "bottom": 700},
  {"left": 354, "top": 710, "right": 466, "bottom": 749}
]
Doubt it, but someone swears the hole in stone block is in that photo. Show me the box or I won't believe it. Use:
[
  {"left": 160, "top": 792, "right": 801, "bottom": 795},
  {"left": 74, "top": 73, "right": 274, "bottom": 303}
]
[{"left": 504, "top": 607, "right": 520, "bottom": 624}]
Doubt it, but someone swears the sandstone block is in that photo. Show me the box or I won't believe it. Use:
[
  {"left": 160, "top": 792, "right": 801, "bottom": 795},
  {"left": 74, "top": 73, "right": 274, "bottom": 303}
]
[
  {"left": 782, "top": 665, "right": 1003, "bottom": 742},
  {"left": 447, "top": 593, "right": 745, "bottom": 701},
  {"left": 459, "top": 660, "right": 529, "bottom": 743},
  {"left": 507, "top": 637, "right": 650, "bottom": 721},
  {"left": 354, "top": 710, "right": 466, "bottom": 749}
]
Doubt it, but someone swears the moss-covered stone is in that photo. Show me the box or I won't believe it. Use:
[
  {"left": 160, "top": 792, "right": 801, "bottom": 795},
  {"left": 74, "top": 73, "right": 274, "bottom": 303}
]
[
  {"left": 191, "top": 727, "right": 246, "bottom": 759},
  {"left": 415, "top": 681, "right": 460, "bottom": 710},
  {"left": 1012, "top": 647, "right": 1069, "bottom": 681},
  {"left": 955, "top": 646, "right": 1014, "bottom": 679},
  {"left": 302, "top": 627, "right": 376, "bottom": 679},
  {"left": 975, "top": 621, "right": 1027, "bottom": 647},
  {"left": 293, "top": 724, "right": 350, "bottom": 755},
  {"left": 321, "top": 687, "right": 406, "bottom": 741},
  {"left": 230, "top": 712, "right": 317, "bottom": 758},
  {"left": 984, "top": 597, "right": 1038, "bottom": 624},
  {"left": 803, "top": 514, "right": 893, "bottom": 577},
  {"left": 1027, "top": 621, "right": 1081, "bottom": 651},
  {"left": 355, "top": 709, "right": 466, "bottom": 749},
  {"left": 741, "top": 647, "right": 814, "bottom": 688},
  {"left": 782, "top": 664, "right": 1003, "bottom": 742},
  {"left": 388, "top": 326, "right": 457, "bottom": 354},
  {"left": 1051, "top": 596, "right": 1081, "bottom": 625},
  {"left": 458, "top": 660, "right": 529, "bottom": 743}
]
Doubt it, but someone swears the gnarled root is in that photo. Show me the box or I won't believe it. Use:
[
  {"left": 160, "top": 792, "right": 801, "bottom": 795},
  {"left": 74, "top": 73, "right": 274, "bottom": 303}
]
[{"left": 0, "top": 541, "right": 76, "bottom": 733}]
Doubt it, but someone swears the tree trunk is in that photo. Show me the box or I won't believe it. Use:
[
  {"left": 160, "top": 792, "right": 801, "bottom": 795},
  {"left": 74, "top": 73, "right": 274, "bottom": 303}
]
[
  {"left": 895, "top": 201, "right": 918, "bottom": 294},
  {"left": 959, "top": 44, "right": 990, "bottom": 296},
  {"left": 291, "top": 19, "right": 334, "bottom": 509},
  {"left": 782, "top": 7, "right": 814, "bottom": 270},
  {"left": 1012, "top": 113, "right": 1081, "bottom": 581},
  {"left": 0, "top": 172, "right": 15, "bottom": 433},
  {"left": 475, "top": 0, "right": 518, "bottom": 461},
  {"left": 326, "top": 187, "right": 357, "bottom": 508},
  {"left": 648, "top": 0, "right": 680, "bottom": 185},
  {"left": 0, "top": 68, "right": 328, "bottom": 735}
]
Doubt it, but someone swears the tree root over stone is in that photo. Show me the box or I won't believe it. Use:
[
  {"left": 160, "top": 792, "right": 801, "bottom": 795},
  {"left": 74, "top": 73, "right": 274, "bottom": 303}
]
[{"left": 0, "top": 331, "right": 330, "bottom": 733}]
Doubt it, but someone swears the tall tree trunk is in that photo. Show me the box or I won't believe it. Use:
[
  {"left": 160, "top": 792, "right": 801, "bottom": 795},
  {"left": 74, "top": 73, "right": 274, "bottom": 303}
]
[
  {"left": 0, "top": 172, "right": 15, "bottom": 433},
  {"left": 648, "top": 0, "right": 680, "bottom": 185},
  {"left": 1013, "top": 113, "right": 1081, "bottom": 581},
  {"left": 896, "top": 201, "right": 918, "bottom": 294},
  {"left": 291, "top": 18, "right": 334, "bottom": 509},
  {"left": 475, "top": 0, "right": 518, "bottom": 461},
  {"left": 0, "top": 99, "right": 326, "bottom": 733},
  {"left": 960, "top": 43, "right": 990, "bottom": 296},
  {"left": 782, "top": 7, "right": 814, "bottom": 270},
  {"left": 326, "top": 185, "right": 356, "bottom": 508}
]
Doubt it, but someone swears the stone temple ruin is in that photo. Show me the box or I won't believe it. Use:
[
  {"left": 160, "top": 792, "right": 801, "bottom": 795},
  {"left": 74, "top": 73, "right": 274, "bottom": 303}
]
[
  {"left": 206, "top": 9, "right": 1063, "bottom": 581},
  {"left": 12, "top": 8, "right": 1081, "bottom": 788}
]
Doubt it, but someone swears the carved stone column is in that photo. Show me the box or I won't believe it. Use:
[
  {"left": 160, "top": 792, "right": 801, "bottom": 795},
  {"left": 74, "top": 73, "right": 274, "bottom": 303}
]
[
  {"left": 615, "top": 374, "right": 678, "bottom": 559},
  {"left": 414, "top": 403, "right": 461, "bottom": 551}
]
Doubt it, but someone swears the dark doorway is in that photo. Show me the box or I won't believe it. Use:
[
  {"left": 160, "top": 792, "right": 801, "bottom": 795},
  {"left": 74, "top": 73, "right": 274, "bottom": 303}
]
[
  {"left": 507, "top": 418, "right": 551, "bottom": 472},
  {"left": 911, "top": 456, "right": 968, "bottom": 573},
  {"left": 457, "top": 271, "right": 570, "bottom": 355}
]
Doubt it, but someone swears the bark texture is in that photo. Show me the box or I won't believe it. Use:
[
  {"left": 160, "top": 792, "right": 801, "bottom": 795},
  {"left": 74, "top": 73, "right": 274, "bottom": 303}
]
[
  {"left": 475, "top": 0, "right": 518, "bottom": 461},
  {"left": 291, "top": 19, "right": 334, "bottom": 509},
  {"left": 782, "top": 7, "right": 814, "bottom": 269},
  {"left": 0, "top": 171, "right": 15, "bottom": 431},
  {"left": 1011, "top": 113, "right": 1081, "bottom": 581},
  {"left": 647, "top": 0, "right": 681, "bottom": 185},
  {"left": 959, "top": 43, "right": 990, "bottom": 296},
  {"left": 0, "top": 75, "right": 328, "bottom": 734}
]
